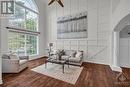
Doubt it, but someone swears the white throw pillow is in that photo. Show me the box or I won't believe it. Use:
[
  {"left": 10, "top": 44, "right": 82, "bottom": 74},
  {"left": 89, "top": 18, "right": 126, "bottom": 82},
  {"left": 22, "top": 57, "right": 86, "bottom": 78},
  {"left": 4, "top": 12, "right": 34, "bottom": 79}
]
[
  {"left": 75, "top": 51, "right": 82, "bottom": 58},
  {"left": 70, "top": 52, "right": 76, "bottom": 57},
  {"left": 10, "top": 54, "right": 19, "bottom": 60}
]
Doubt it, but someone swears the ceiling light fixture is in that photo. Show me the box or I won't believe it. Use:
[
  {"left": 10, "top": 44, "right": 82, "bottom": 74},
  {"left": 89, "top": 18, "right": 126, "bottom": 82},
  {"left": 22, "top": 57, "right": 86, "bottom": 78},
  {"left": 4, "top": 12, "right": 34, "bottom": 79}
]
[{"left": 48, "top": 0, "right": 64, "bottom": 7}]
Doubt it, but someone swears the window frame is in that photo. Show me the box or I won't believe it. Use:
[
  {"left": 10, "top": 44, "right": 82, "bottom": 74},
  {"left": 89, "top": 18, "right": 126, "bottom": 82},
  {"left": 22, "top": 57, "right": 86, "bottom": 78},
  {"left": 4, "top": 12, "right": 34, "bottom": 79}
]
[{"left": 8, "top": 0, "right": 39, "bottom": 56}]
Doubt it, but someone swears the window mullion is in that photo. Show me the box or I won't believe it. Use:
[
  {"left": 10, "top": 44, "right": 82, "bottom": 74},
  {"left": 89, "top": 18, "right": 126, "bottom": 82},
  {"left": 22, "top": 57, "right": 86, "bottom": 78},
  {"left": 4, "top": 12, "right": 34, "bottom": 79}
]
[
  {"left": 24, "top": 34, "right": 27, "bottom": 56},
  {"left": 16, "top": 33, "right": 18, "bottom": 55},
  {"left": 25, "top": 9, "right": 27, "bottom": 30},
  {"left": 24, "top": 9, "right": 27, "bottom": 56}
]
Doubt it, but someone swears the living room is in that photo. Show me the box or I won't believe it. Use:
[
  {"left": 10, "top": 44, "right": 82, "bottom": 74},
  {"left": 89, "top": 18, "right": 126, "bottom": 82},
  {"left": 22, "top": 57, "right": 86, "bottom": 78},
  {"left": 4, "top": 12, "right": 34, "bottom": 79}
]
[{"left": 0, "top": 0, "right": 130, "bottom": 87}]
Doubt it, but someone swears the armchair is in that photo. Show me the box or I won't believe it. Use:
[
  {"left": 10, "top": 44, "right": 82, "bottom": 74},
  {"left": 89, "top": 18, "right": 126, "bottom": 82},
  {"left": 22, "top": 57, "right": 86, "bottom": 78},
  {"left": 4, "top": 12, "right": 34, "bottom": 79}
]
[{"left": 2, "top": 54, "right": 29, "bottom": 73}]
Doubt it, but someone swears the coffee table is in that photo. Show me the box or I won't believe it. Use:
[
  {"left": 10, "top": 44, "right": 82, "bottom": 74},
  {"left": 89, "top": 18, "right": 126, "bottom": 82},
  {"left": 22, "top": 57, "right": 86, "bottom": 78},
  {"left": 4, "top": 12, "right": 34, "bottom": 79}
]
[{"left": 45, "top": 58, "right": 67, "bottom": 73}]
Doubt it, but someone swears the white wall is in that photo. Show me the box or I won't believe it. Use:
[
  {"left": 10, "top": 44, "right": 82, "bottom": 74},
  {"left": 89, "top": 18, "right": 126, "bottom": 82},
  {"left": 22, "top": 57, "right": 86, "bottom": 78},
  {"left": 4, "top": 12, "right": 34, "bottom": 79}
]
[
  {"left": 0, "top": 9, "right": 3, "bottom": 85},
  {"left": 46, "top": 0, "right": 111, "bottom": 65},
  {"left": 112, "top": 0, "right": 130, "bottom": 30},
  {"left": 0, "top": 23, "right": 1, "bottom": 84},
  {"left": 0, "top": 0, "right": 5, "bottom": 84}
]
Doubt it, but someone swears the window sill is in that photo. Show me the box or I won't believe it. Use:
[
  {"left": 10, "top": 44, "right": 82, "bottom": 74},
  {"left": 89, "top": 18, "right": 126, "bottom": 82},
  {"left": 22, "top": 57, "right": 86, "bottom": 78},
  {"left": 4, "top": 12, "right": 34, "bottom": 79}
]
[{"left": 29, "top": 54, "right": 39, "bottom": 57}]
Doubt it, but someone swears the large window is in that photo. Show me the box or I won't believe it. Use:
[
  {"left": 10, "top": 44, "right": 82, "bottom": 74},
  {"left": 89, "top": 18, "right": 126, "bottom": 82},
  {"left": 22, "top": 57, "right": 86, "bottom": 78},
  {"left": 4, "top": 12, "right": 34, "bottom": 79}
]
[
  {"left": 8, "top": 32, "right": 38, "bottom": 56},
  {"left": 8, "top": 0, "right": 39, "bottom": 56}
]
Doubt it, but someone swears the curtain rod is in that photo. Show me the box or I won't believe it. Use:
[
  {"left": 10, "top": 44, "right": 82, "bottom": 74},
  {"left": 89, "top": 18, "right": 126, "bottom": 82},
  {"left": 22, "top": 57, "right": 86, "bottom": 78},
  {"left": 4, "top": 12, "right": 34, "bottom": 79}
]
[
  {"left": 9, "top": 30, "right": 39, "bottom": 36},
  {"left": 6, "top": 27, "right": 40, "bottom": 34}
]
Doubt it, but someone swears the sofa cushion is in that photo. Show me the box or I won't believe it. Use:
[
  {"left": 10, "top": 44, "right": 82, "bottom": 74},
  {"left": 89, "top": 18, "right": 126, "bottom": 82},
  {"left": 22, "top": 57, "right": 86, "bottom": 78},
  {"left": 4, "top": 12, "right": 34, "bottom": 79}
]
[
  {"left": 64, "top": 50, "right": 76, "bottom": 56},
  {"left": 69, "top": 57, "right": 81, "bottom": 63},
  {"left": 19, "top": 60, "right": 28, "bottom": 65},
  {"left": 61, "top": 55, "right": 69, "bottom": 60}
]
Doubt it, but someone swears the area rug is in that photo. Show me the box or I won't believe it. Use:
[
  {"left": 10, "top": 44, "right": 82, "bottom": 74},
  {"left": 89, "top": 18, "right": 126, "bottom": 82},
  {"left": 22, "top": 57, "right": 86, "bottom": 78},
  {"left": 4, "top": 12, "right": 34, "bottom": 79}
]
[{"left": 31, "top": 63, "right": 83, "bottom": 84}]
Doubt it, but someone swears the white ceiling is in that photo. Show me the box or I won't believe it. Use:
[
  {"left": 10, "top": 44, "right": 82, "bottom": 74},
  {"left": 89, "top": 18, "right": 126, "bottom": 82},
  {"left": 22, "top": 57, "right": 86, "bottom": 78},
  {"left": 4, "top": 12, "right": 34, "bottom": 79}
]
[
  {"left": 41, "top": 0, "right": 49, "bottom": 4},
  {"left": 41, "top": 0, "right": 64, "bottom": 4}
]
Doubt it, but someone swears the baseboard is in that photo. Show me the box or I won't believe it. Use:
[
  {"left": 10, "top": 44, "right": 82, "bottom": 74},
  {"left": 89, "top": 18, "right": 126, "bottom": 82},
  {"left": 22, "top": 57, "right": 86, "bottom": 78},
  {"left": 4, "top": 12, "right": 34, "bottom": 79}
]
[
  {"left": 120, "top": 65, "right": 130, "bottom": 69},
  {"left": 110, "top": 65, "right": 122, "bottom": 72},
  {"left": 84, "top": 60, "right": 110, "bottom": 66},
  {"left": 29, "top": 55, "right": 46, "bottom": 61},
  {"left": 0, "top": 79, "right": 3, "bottom": 85}
]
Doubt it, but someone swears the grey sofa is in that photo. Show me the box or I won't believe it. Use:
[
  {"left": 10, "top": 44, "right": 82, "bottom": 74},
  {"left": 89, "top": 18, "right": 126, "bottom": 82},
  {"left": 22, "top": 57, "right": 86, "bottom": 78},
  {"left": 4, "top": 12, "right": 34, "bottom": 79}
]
[
  {"left": 2, "top": 54, "right": 29, "bottom": 73},
  {"left": 51, "top": 49, "right": 83, "bottom": 66},
  {"left": 61, "top": 50, "right": 83, "bottom": 66}
]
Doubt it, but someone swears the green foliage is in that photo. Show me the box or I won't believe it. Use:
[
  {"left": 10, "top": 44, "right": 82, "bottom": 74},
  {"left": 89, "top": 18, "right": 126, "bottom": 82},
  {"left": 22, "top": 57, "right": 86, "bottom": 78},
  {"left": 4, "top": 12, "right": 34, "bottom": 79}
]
[
  {"left": 9, "top": 33, "right": 37, "bottom": 55},
  {"left": 26, "top": 19, "right": 37, "bottom": 31}
]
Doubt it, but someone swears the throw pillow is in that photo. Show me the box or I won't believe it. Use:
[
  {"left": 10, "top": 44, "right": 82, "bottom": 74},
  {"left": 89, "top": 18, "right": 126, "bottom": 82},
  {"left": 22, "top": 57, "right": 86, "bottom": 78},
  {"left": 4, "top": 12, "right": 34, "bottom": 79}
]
[
  {"left": 70, "top": 52, "right": 76, "bottom": 57},
  {"left": 2, "top": 54, "right": 10, "bottom": 59},
  {"left": 65, "top": 50, "right": 75, "bottom": 56},
  {"left": 75, "top": 51, "right": 83, "bottom": 58}
]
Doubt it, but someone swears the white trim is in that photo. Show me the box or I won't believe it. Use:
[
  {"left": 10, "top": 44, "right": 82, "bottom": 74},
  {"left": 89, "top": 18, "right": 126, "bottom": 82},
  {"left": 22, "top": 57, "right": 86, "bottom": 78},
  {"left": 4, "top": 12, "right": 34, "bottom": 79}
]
[
  {"left": 0, "top": 79, "right": 3, "bottom": 85},
  {"left": 37, "top": 36, "right": 39, "bottom": 56},
  {"left": 85, "top": 60, "right": 110, "bottom": 66},
  {"left": 84, "top": 60, "right": 122, "bottom": 72},
  {"left": 110, "top": 65, "right": 122, "bottom": 72},
  {"left": 29, "top": 54, "right": 39, "bottom": 57},
  {"left": 15, "top": 2, "right": 39, "bottom": 14},
  {"left": 29, "top": 55, "right": 44, "bottom": 61}
]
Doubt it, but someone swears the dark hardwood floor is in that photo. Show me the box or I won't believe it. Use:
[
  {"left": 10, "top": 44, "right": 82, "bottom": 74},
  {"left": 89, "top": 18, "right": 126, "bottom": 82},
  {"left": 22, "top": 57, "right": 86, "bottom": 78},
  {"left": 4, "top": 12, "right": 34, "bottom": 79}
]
[{"left": 0, "top": 58, "right": 130, "bottom": 87}]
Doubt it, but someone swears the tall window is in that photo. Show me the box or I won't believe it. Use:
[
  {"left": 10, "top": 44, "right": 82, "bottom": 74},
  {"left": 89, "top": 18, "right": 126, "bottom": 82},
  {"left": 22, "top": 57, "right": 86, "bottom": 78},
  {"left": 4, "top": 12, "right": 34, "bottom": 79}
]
[{"left": 8, "top": 0, "right": 39, "bottom": 56}]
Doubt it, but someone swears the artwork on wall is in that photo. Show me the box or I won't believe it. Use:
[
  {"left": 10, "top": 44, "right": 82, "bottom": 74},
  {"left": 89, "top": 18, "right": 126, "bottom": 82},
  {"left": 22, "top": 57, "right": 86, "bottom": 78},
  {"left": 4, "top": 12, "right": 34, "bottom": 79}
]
[{"left": 57, "top": 11, "right": 87, "bottom": 39}]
